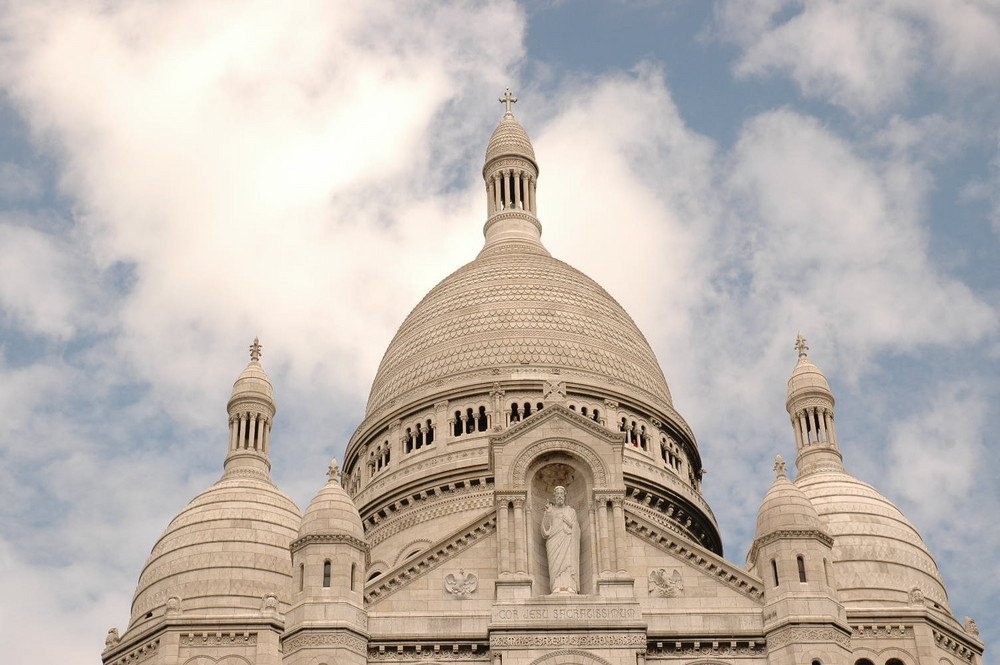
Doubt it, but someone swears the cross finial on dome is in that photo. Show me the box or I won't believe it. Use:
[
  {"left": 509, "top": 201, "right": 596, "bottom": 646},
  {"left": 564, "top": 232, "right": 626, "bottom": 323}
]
[
  {"left": 249, "top": 337, "right": 262, "bottom": 362},
  {"left": 327, "top": 458, "right": 341, "bottom": 484},
  {"left": 774, "top": 455, "right": 787, "bottom": 478},
  {"left": 794, "top": 333, "right": 809, "bottom": 358},
  {"left": 499, "top": 88, "right": 517, "bottom": 116}
]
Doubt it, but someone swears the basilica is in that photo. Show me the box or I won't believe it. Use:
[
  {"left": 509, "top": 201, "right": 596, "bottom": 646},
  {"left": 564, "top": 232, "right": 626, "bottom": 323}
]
[{"left": 102, "top": 94, "right": 984, "bottom": 665}]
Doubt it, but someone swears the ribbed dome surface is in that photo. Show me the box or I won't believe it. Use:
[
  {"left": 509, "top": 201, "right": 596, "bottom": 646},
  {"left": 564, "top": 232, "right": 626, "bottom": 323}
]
[
  {"left": 128, "top": 475, "right": 301, "bottom": 633},
  {"left": 366, "top": 250, "right": 673, "bottom": 416},
  {"left": 787, "top": 355, "right": 832, "bottom": 402},
  {"left": 755, "top": 473, "right": 825, "bottom": 539},
  {"left": 796, "top": 469, "right": 950, "bottom": 611},
  {"left": 485, "top": 112, "right": 536, "bottom": 165},
  {"left": 229, "top": 359, "right": 274, "bottom": 404},
  {"left": 299, "top": 477, "right": 365, "bottom": 541}
]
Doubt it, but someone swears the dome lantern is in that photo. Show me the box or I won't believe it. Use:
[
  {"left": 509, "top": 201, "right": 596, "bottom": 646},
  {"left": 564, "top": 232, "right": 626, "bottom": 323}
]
[
  {"left": 480, "top": 89, "right": 545, "bottom": 256},
  {"left": 786, "top": 334, "right": 843, "bottom": 476},
  {"left": 224, "top": 337, "right": 276, "bottom": 478}
]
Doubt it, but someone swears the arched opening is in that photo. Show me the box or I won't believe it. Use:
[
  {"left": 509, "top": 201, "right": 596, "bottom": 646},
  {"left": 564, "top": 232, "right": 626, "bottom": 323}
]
[
  {"left": 771, "top": 559, "right": 779, "bottom": 586},
  {"left": 478, "top": 405, "right": 489, "bottom": 432},
  {"left": 885, "top": 659, "right": 905, "bottom": 665},
  {"left": 299, "top": 563, "right": 304, "bottom": 592},
  {"left": 453, "top": 411, "right": 463, "bottom": 437},
  {"left": 350, "top": 562, "right": 356, "bottom": 591},
  {"left": 854, "top": 659, "right": 875, "bottom": 665},
  {"left": 797, "top": 555, "right": 807, "bottom": 583},
  {"left": 323, "top": 560, "right": 331, "bottom": 588},
  {"left": 510, "top": 403, "right": 521, "bottom": 423}
]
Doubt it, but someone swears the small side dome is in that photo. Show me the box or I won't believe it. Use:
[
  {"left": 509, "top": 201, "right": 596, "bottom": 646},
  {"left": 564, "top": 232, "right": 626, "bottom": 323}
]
[
  {"left": 754, "top": 456, "right": 825, "bottom": 540},
  {"left": 128, "top": 475, "right": 301, "bottom": 634},
  {"left": 297, "top": 459, "right": 365, "bottom": 541},
  {"left": 797, "top": 468, "right": 952, "bottom": 613}
]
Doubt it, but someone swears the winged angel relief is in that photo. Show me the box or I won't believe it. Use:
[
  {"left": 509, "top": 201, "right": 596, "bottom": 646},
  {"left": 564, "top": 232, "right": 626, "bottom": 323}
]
[
  {"left": 647, "top": 568, "right": 684, "bottom": 598},
  {"left": 444, "top": 569, "right": 479, "bottom": 597}
]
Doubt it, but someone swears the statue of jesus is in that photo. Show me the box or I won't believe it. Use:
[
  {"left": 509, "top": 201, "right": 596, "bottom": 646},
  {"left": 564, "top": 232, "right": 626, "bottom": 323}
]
[{"left": 541, "top": 485, "right": 580, "bottom": 594}]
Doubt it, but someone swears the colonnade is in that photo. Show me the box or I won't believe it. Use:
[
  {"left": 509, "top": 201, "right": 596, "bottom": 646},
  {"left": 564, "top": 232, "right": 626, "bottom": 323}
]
[{"left": 487, "top": 169, "right": 537, "bottom": 215}]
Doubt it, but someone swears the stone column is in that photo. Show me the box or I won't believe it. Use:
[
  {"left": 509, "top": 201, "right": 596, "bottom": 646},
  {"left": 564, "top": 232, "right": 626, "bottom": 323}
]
[
  {"left": 596, "top": 497, "right": 612, "bottom": 574},
  {"left": 513, "top": 498, "right": 527, "bottom": 575},
  {"left": 611, "top": 497, "right": 628, "bottom": 574},
  {"left": 496, "top": 499, "right": 510, "bottom": 574}
]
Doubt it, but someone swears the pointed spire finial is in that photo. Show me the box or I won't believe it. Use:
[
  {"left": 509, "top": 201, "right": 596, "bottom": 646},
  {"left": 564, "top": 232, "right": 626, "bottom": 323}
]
[
  {"left": 773, "top": 455, "right": 787, "bottom": 478},
  {"left": 499, "top": 88, "right": 517, "bottom": 116},
  {"left": 249, "top": 337, "right": 262, "bottom": 363},
  {"left": 794, "top": 333, "right": 809, "bottom": 358},
  {"left": 327, "top": 458, "right": 341, "bottom": 484}
]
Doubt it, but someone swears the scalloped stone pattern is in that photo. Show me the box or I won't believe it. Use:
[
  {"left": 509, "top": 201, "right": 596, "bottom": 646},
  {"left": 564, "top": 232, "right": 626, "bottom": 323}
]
[
  {"left": 129, "top": 476, "right": 301, "bottom": 630},
  {"left": 485, "top": 115, "right": 536, "bottom": 163},
  {"left": 366, "top": 251, "right": 672, "bottom": 416}
]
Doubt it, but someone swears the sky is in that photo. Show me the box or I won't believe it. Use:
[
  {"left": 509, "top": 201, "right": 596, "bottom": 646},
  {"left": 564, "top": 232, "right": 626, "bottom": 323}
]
[{"left": 0, "top": 1, "right": 998, "bottom": 662}]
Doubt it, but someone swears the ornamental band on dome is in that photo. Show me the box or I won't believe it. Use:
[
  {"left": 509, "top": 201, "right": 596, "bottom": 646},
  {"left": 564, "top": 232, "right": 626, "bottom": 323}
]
[{"left": 103, "top": 94, "right": 984, "bottom": 665}]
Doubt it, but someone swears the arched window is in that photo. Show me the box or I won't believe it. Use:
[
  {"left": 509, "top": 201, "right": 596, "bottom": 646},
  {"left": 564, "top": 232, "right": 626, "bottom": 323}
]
[
  {"left": 453, "top": 411, "right": 463, "bottom": 437},
  {"left": 854, "top": 659, "right": 875, "bottom": 665},
  {"left": 425, "top": 419, "right": 434, "bottom": 445},
  {"left": 478, "top": 406, "right": 488, "bottom": 432},
  {"left": 323, "top": 560, "right": 331, "bottom": 588},
  {"left": 885, "top": 660, "right": 905, "bottom": 665},
  {"left": 823, "top": 558, "right": 831, "bottom": 586},
  {"left": 797, "top": 555, "right": 807, "bottom": 583},
  {"left": 367, "top": 570, "right": 382, "bottom": 582},
  {"left": 581, "top": 406, "right": 588, "bottom": 417},
  {"left": 592, "top": 408, "right": 600, "bottom": 422},
  {"left": 811, "top": 660, "right": 822, "bottom": 665},
  {"left": 350, "top": 562, "right": 356, "bottom": 591},
  {"left": 299, "top": 563, "right": 304, "bottom": 592},
  {"left": 771, "top": 559, "right": 779, "bottom": 586},
  {"left": 510, "top": 403, "right": 521, "bottom": 423}
]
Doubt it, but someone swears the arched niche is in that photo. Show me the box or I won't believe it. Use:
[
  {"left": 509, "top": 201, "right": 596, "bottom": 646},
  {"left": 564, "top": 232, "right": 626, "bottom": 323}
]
[{"left": 525, "top": 450, "right": 596, "bottom": 595}]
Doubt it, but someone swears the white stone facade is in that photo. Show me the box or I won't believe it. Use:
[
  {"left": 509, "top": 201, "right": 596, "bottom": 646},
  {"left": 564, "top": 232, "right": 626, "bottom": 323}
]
[{"left": 102, "top": 96, "right": 984, "bottom": 665}]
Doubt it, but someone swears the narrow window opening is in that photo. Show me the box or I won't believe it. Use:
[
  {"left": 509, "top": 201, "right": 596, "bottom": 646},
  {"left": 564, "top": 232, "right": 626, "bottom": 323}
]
[
  {"left": 771, "top": 559, "right": 779, "bottom": 586},
  {"left": 299, "top": 563, "right": 304, "bottom": 592},
  {"left": 426, "top": 419, "right": 434, "bottom": 445},
  {"left": 415, "top": 423, "right": 423, "bottom": 449},
  {"left": 536, "top": 402, "right": 543, "bottom": 412},
  {"left": 581, "top": 406, "right": 588, "bottom": 416},
  {"left": 478, "top": 406, "right": 488, "bottom": 432},
  {"left": 569, "top": 404, "right": 576, "bottom": 411},
  {"left": 510, "top": 403, "right": 520, "bottom": 423},
  {"left": 465, "top": 408, "right": 475, "bottom": 434},
  {"left": 323, "top": 560, "right": 331, "bottom": 588},
  {"left": 522, "top": 402, "right": 531, "bottom": 417},
  {"left": 797, "top": 555, "right": 807, "bottom": 583},
  {"left": 453, "top": 411, "right": 463, "bottom": 437},
  {"left": 350, "top": 562, "right": 356, "bottom": 591},
  {"left": 592, "top": 408, "right": 600, "bottom": 422}
]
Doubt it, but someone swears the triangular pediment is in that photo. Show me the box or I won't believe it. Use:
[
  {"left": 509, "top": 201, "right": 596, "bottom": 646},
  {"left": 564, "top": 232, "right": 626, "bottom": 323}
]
[{"left": 490, "top": 403, "right": 624, "bottom": 446}]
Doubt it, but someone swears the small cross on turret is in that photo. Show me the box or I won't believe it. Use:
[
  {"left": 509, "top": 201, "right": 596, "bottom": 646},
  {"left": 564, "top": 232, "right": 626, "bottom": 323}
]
[
  {"left": 794, "top": 333, "right": 809, "bottom": 358},
  {"left": 250, "top": 337, "right": 262, "bottom": 362},
  {"left": 499, "top": 88, "right": 517, "bottom": 115}
]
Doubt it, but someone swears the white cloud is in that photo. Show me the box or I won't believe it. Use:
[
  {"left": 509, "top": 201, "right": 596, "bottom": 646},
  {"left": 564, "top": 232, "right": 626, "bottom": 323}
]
[
  {"left": 0, "top": 221, "right": 101, "bottom": 338},
  {"left": 0, "top": 162, "right": 42, "bottom": 201},
  {"left": 885, "top": 381, "right": 986, "bottom": 525},
  {"left": 713, "top": 0, "right": 1000, "bottom": 115}
]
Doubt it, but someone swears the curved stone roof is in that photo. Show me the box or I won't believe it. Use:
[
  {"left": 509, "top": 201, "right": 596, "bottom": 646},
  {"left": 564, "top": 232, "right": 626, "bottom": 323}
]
[
  {"left": 485, "top": 111, "right": 536, "bottom": 166},
  {"left": 127, "top": 475, "right": 301, "bottom": 635},
  {"left": 298, "top": 471, "right": 365, "bottom": 541},
  {"left": 787, "top": 354, "right": 833, "bottom": 405},
  {"left": 365, "top": 250, "right": 673, "bottom": 416},
  {"left": 755, "top": 471, "right": 825, "bottom": 540},
  {"left": 796, "top": 468, "right": 951, "bottom": 612}
]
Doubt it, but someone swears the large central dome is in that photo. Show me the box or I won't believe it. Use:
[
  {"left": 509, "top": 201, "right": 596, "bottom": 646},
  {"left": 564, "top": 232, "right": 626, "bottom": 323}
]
[{"left": 366, "top": 250, "right": 674, "bottom": 416}]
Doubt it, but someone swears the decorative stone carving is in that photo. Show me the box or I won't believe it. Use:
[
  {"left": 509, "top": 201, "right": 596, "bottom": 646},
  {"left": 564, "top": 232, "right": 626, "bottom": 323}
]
[
  {"left": 965, "top": 617, "right": 979, "bottom": 636},
  {"left": 542, "top": 485, "right": 580, "bottom": 594},
  {"left": 647, "top": 568, "right": 684, "bottom": 597},
  {"left": 165, "top": 595, "right": 181, "bottom": 616},
  {"left": 104, "top": 628, "right": 120, "bottom": 650},
  {"left": 445, "top": 569, "right": 479, "bottom": 597},
  {"left": 261, "top": 592, "right": 279, "bottom": 615},
  {"left": 908, "top": 585, "right": 925, "bottom": 606},
  {"left": 542, "top": 379, "right": 566, "bottom": 400}
]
